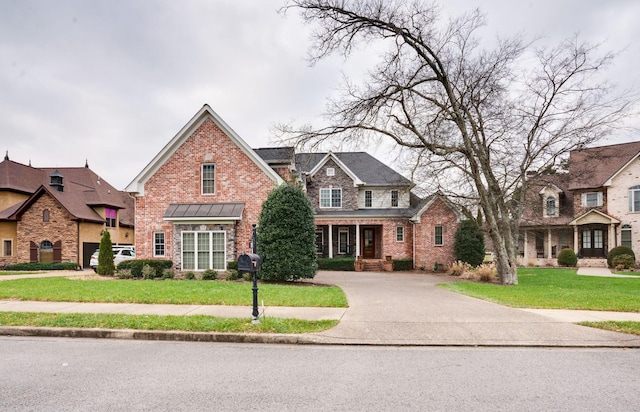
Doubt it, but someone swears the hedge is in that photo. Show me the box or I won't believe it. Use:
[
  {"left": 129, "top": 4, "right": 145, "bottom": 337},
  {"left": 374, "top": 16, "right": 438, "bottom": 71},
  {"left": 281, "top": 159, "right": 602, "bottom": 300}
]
[
  {"left": 607, "top": 246, "right": 636, "bottom": 268},
  {"left": 392, "top": 258, "right": 413, "bottom": 271},
  {"left": 117, "top": 259, "right": 173, "bottom": 278},
  {"left": 318, "top": 257, "right": 355, "bottom": 271},
  {"left": 4, "top": 262, "right": 79, "bottom": 271}
]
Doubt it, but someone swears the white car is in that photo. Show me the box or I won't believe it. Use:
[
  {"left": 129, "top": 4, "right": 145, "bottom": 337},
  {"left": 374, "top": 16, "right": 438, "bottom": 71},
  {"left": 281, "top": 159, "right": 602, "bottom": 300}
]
[{"left": 90, "top": 246, "right": 136, "bottom": 272}]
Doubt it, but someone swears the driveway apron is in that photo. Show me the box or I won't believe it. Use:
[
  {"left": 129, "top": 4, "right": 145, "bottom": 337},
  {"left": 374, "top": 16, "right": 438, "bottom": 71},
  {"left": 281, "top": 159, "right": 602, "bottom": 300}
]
[{"left": 307, "top": 271, "right": 640, "bottom": 347}]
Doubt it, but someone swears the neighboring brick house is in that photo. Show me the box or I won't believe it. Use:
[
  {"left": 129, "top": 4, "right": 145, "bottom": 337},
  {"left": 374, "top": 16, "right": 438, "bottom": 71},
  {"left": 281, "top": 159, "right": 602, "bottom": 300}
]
[
  {"left": 126, "top": 104, "right": 460, "bottom": 271},
  {"left": 521, "top": 141, "right": 640, "bottom": 266},
  {"left": 0, "top": 154, "right": 134, "bottom": 269}
]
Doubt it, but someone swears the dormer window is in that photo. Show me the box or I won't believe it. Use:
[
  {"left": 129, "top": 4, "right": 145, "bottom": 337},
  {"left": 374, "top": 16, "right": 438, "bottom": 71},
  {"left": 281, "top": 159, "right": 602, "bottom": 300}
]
[
  {"left": 581, "top": 192, "right": 602, "bottom": 207},
  {"left": 105, "top": 208, "right": 116, "bottom": 228},
  {"left": 545, "top": 196, "right": 557, "bottom": 217}
]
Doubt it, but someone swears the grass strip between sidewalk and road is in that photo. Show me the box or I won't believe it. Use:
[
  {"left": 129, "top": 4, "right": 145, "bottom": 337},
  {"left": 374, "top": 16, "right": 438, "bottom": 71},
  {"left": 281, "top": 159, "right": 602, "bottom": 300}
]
[
  {"left": 0, "top": 312, "right": 339, "bottom": 334},
  {"left": 0, "top": 277, "right": 348, "bottom": 308}
]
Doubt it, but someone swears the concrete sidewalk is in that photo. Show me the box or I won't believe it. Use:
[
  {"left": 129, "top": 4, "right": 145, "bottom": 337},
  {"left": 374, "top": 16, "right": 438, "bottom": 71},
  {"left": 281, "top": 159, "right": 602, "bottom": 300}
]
[{"left": 1, "top": 269, "right": 639, "bottom": 347}]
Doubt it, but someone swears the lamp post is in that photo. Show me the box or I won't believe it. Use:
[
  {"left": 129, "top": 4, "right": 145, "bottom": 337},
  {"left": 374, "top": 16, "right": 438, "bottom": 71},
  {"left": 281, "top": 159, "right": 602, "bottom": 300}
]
[{"left": 251, "top": 224, "right": 259, "bottom": 324}]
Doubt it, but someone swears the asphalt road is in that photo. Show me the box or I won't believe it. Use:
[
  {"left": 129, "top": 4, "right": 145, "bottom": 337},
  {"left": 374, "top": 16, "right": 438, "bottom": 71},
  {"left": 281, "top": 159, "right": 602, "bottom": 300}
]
[{"left": 2, "top": 337, "right": 639, "bottom": 411}]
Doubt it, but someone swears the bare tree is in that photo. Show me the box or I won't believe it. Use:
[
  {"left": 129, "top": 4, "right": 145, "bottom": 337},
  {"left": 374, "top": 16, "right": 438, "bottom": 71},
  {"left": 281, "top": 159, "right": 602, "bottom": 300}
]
[{"left": 280, "top": 0, "right": 637, "bottom": 284}]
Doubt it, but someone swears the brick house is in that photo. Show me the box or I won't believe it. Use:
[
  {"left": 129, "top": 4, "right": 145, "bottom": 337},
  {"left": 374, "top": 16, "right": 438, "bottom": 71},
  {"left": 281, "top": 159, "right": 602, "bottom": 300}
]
[
  {"left": 126, "top": 104, "right": 460, "bottom": 271},
  {"left": 0, "top": 154, "right": 134, "bottom": 269},
  {"left": 520, "top": 141, "right": 640, "bottom": 266}
]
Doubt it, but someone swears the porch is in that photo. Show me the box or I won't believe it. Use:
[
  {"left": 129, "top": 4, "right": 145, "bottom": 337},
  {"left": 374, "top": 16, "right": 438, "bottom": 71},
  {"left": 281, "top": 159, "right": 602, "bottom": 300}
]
[{"left": 315, "top": 224, "right": 383, "bottom": 259}]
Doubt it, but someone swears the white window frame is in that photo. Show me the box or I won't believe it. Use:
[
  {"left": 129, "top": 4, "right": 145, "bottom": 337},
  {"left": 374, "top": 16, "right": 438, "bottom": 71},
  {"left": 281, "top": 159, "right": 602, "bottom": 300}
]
[
  {"left": 545, "top": 196, "right": 557, "bottom": 217},
  {"left": 201, "top": 163, "right": 216, "bottom": 195},
  {"left": 320, "top": 188, "right": 342, "bottom": 208},
  {"left": 630, "top": 186, "right": 640, "bottom": 212},
  {"left": 326, "top": 167, "right": 335, "bottom": 176},
  {"left": 391, "top": 190, "right": 399, "bottom": 207},
  {"left": 364, "top": 190, "right": 372, "bottom": 208},
  {"left": 338, "top": 228, "right": 349, "bottom": 255},
  {"left": 581, "top": 192, "right": 602, "bottom": 207},
  {"left": 153, "top": 232, "right": 165, "bottom": 257},
  {"left": 181, "top": 231, "right": 226, "bottom": 271},
  {"left": 434, "top": 225, "right": 444, "bottom": 246},
  {"left": 396, "top": 226, "right": 404, "bottom": 242}
]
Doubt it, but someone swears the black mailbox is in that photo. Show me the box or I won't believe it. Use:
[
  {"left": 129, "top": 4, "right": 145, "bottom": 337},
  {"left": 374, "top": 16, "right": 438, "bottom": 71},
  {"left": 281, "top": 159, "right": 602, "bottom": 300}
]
[{"left": 238, "top": 253, "right": 261, "bottom": 272}]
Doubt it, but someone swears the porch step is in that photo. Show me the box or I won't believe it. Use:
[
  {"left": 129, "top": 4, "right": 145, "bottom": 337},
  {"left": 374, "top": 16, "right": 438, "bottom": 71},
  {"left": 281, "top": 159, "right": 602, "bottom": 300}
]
[
  {"left": 362, "top": 259, "right": 384, "bottom": 271},
  {"left": 577, "top": 258, "right": 608, "bottom": 268}
]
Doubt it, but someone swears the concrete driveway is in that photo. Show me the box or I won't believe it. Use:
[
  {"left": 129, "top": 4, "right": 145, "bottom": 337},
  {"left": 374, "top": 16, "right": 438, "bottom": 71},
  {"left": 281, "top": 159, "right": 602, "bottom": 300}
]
[{"left": 307, "top": 271, "right": 640, "bottom": 347}]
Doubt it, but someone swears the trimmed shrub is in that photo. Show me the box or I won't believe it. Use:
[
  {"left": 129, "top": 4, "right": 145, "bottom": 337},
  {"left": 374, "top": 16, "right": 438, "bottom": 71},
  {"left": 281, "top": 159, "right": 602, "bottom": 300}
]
[
  {"left": 607, "top": 246, "right": 635, "bottom": 268},
  {"left": 612, "top": 254, "right": 635, "bottom": 270},
  {"left": 318, "top": 258, "right": 355, "bottom": 271},
  {"left": 257, "top": 183, "right": 317, "bottom": 281},
  {"left": 202, "top": 269, "right": 218, "bottom": 280},
  {"left": 184, "top": 271, "right": 196, "bottom": 280},
  {"left": 117, "top": 259, "right": 173, "bottom": 278},
  {"left": 142, "top": 264, "right": 157, "bottom": 280},
  {"left": 162, "top": 269, "right": 175, "bottom": 280},
  {"left": 227, "top": 261, "right": 238, "bottom": 270},
  {"left": 116, "top": 269, "right": 133, "bottom": 279},
  {"left": 226, "top": 270, "right": 241, "bottom": 281},
  {"left": 392, "top": 258, "right": 413, "bottom": 271},
  {"left": 4, "top": 262, "right": 78, "bottom": 271},
  {"left": 557, "top": 248, "right": 578, "bottom": 267},
  {"left": 454, "top": 219, "right": 485, "bottom": 267}
]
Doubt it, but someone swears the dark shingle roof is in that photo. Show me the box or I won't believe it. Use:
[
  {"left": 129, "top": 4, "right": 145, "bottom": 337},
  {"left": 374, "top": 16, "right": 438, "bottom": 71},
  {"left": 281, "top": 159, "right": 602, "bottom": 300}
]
[
  {"left": 295, "top": 152, "right": 411, "bottom": 186},
  {"left": 254, "top": 147, "right": 295, "bottom": 164},
  {"left": 0, "top": 159, "right": 132, "bottom": 225},
  {"left": 569, "top": 141, "right": 640, "bottom": 190}
]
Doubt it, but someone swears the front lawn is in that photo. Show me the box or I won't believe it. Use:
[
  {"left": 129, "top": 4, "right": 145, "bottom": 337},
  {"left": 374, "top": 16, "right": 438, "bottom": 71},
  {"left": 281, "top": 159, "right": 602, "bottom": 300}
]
[
  {"left": 0, "top": 277, "right": 348, "bottom": 308},
  {"left": 0, "top": 312, "right": 337, "bottom": 334},
  {"left": 441, "top": 268, "right": 640, "bottom": 312}
]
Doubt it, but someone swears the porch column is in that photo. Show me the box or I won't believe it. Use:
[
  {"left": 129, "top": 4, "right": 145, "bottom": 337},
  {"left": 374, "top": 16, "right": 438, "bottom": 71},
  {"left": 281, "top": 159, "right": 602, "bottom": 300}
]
[
  {"left": 523, "top": 230, "right": 528, "bottom": 260},
  {"left": 328, "top": 224, "right": 333, "bottom": 258},
  {"left": 609, "top": 223, "right": 616, "bottom": 250},
  {"left": 547, "top": 228, "right": 552, "bottom": 258},
  {"left": 355, "top": 223, "right": 360, "bottom": 258},
  {"left": 573, "top": 226, "right": 579, "bottom": 255}
]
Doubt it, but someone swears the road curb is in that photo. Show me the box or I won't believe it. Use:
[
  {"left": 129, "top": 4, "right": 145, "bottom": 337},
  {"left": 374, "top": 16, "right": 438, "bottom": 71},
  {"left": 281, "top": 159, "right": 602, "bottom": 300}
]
[{"left": 3, "top": 326, "right": 640, "bottom": 348}]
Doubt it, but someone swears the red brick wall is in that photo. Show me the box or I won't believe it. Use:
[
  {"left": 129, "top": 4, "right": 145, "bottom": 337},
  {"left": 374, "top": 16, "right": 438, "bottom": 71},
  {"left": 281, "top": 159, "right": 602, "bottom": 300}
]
[
  {"left": 134, "top": 118, "right": 277, "bottom": 266},
  {"left": 17, "top": 192, "right": 79, "bottom": 264},
  {"left": 413, "top": 197, "right": 459, "bottom": 270}
]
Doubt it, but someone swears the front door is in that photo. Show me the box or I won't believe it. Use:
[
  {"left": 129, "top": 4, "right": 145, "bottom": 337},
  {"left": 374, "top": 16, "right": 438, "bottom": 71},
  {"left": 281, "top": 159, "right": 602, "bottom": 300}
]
[
  {"left": 581, "top": 228, "right": 605, "bottom": 258},
  {"left": 363, "top": 228, "right": 376, "bottom": 258}
]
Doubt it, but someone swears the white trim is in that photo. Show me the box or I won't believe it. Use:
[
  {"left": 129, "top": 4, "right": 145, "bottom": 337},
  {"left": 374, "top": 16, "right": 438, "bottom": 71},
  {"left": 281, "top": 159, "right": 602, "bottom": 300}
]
[
  {"left": 153, "top": 231, "right": 165, "bottom": 257},
  {"left": 319, "top": 188, "right": 342, "bottom": 208},
  {"left": 338, "top": 227, "right": 349, "bottom": 254},
  {"left": 569, "top": 209, "right": 620, "bottom": 226},
  {"left": 201, "top": 163, "right": 216, "bottom": 195},
  {"left": 434, "top": 225, "right": 444, "bottom": 246},
  {"left": 181, "top": 230, "right": 226, "bottom": 271},
  {"left": 396, "top": 226, "right": 404, "bottom": 242},
  {"left": 604, "top": 152, "right": 640, "bottom": 186},
  {"left": 125, "top": 104, "right": 283, "bottom": 195}
]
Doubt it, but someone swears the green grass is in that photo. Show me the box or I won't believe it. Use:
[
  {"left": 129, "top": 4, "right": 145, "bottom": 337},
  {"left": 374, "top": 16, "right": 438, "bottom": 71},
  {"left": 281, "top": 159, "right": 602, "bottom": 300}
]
[
  {"left": 441, "top": 268, "right": 640, "bottom": 312},
  {"left": 0, "top": 312, "right": 338, "bottom": 334},
  {"left": 0, "top": 271, "right": 42, "bottom": 276},
  {"left": 0, "top": 277, "right": 348, "bottom": 308},
  {"left": 578, "top": 321, "right": 640, "bottom": 336}
]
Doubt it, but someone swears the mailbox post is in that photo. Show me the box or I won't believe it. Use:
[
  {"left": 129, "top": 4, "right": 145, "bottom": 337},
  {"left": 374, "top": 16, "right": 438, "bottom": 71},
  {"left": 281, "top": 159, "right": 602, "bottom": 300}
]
[{"left": 238, "top": 224, "right": 261, "bottom": 324}]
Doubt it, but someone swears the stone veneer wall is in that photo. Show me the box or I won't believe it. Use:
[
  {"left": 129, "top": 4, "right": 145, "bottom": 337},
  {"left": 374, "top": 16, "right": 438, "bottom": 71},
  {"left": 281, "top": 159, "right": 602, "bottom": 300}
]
[
  {"left": 16, "top": 192, "right": 79, "bottom": 264},
  {"left": 134, "top": 118, "right": 277, "bottom": 268},
  {"left": 306, "top": 158, "right": 359, "bottom": 212}
]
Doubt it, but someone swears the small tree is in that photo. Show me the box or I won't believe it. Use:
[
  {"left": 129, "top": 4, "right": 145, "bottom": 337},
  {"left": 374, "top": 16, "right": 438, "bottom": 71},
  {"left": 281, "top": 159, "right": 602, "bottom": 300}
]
[
  {"left": 97, "top": 230, "right": 115, "bottom": 276},
  {"left": 454, "top": 219, "right": 485, "bottom": 267},
  {"left": 257, "top": 183, "right": 317, "bottom": 281}
]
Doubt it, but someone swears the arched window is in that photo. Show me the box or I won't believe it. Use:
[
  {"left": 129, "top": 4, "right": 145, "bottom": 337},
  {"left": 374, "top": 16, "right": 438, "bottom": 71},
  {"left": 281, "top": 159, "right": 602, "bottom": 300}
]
[
  {"left": 621, "top": 224, "right": 632, "bottom": 248},
  {"left": 546, "top": 196, "right": 556, "bottom": 217},
  {"left": 43, "top": 209, "right": 50, "bottom": 222},
  {"left": 630, "top": 186, "right": 640, "bottom": 212}
]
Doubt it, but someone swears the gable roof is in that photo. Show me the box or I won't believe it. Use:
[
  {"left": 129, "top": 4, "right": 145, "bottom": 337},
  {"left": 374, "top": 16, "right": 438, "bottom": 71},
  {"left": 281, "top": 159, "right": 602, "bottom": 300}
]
[
  {"left": 520, "top": 173, "right": 574, "bottom": 227},
  {"left": 410, "top": 192, "right": 461, "bottom": 223},
  {"left": 295, "top": 152, "right": 412, "bottom": 186},
  {"left": 569, "top": 141, "right": 640, "bottom": 190},
  {"left": 0, "top": 160, "right": 132, "bottom": 224},
  {"left": 125, "top": 104, "right": 284, "bottom": 195},
  {"left": 253, "top": 147, "right": 295, "bottom": 165}
]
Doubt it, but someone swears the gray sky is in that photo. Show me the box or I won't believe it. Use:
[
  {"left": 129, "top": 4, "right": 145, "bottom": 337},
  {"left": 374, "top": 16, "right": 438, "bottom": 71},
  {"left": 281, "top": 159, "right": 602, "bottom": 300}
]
[{"left": 1, "top": 0, "right": 639, "bottom": 189}]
